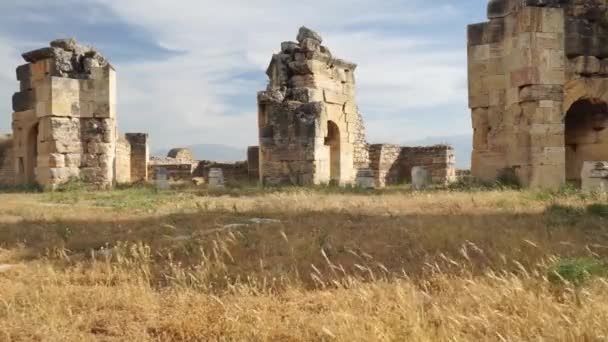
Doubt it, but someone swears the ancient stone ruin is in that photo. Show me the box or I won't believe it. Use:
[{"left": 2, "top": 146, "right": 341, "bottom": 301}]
[
  {"left": 0, "top": 32, "right": 458, "bottom": 190},
  {"left": 469, "top": 0, "right": 608, "bottom": 188},
  {"left": 148, "top": 148, "right": 250, "bottom": 185},
  {"left": 0, "top": 39, "right": 149, "bottom": 189},
  {"left": 257, "top": 27, "right": 456, "bottom": 187}
]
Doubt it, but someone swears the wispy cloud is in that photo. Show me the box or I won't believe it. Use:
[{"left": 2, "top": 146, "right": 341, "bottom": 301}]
[{"left": 0, "top": 0, "right": 482, "bottom": 152}]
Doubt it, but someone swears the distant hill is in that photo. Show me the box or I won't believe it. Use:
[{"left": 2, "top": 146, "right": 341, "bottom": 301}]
[
  {"left": 402, "top": 134, "right": 472, "bottom": 169},
  {"left": 154, "top": 144, "right": 247, "bottom": 162}
]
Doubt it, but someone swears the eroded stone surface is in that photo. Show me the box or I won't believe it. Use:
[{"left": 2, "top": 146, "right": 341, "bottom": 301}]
[
  {"left": 257, "top": 27, "right": 369, "bottom": 186},
  {"left": 6, "top": 39, "right": 149, "bottom": 190},
  {"left": 468, "top": 1, "right": 608, "bottom": 188}
]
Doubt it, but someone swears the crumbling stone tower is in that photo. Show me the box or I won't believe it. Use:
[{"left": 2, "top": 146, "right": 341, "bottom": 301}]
[
  {"left": 257, "top": 27, "right": 369, "bottom": 185},
  {"left": 468, "top": 0, "right": 608, "bottom": 188},
  {"left": 12, "top": 39, "right": 117, "bottom": 189}
]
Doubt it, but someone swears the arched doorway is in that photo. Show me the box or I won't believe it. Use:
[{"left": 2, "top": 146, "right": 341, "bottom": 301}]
[
  {"left": 25, "top": 123, "right": 39, "bottom": 184},
  {"left": 565, "top": 98, "right": 608, "bottom": 186},
  {"left": 325, "top": 121, "right": 341, "bottom": 184}
]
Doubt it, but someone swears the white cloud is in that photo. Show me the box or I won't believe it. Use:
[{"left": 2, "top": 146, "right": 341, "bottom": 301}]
[{"left": 0, "top": 0, "right": 473, "bottom": 153}]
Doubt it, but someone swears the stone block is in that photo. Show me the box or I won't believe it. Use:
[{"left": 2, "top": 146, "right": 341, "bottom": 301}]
[
  {"left": 572, "top": 56, "right": 601, "bottom": 75},
  {"left": 87, "top": 142, "right": 113, "bottom": 155},
  {"left": 12, "top": 91, "right": 34, "bottom": 112},
  {"left": 50, "top": 77, "right": 80, "bottom": 117},
  {"left": 519, "top": 85, "right": 563, "bottom": 102},
  {"left": 510, "top": 67, "right": 540, "bottom": 87},
  {"left": 323, "top": 90, "right": 348, "bottom": 105},
  {"left": 469, "top": 44, "right": 490, "bottom": 62},
  {"left": 581, "top": 161, "right": 608, "bottom": 192},
  {"left": 65, "top": 153, "right": 81, "bottom": 168}
]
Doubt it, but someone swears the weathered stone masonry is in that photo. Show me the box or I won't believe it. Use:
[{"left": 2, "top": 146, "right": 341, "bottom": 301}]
[
  {"left": 257, "top": 27, "right": 369, "bottom": 186},
  {"left": 257, "top": 27, "right": 456, "bottom": 187},
  {"left": 469, "top": 0, "right": 608, "bottom": 188},
  {"left": 369, "top": 144, "right": 456, "bottom": 188},
  {"left": 1, "top": 39, "right": 149, "bottom": 189}
]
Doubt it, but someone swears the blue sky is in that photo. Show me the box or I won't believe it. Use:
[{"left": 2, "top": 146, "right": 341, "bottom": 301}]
[{"left": 0, "top": 0, "right": 488, "bottom": 153}]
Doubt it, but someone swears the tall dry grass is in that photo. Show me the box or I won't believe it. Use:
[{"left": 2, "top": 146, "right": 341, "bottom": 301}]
[{"left": 0, "top": 187, "right": 607, "bottom": 341}]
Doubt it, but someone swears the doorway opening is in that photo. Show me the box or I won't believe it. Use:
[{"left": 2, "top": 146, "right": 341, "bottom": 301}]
[
  {"left": 565, "top": 98, "right": 608, "bottom": 187},
  {"left": 325, "top": 121, "right": 341, "bottom": 184}
]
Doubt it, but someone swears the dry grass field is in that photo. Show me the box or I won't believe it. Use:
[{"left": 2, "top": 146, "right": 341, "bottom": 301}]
[{"left": 1, "top": 185, "right": 608, "bottom": 341}]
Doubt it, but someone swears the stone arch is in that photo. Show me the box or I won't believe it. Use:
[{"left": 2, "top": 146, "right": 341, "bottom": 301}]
[
  {"left": 564, "top": 97, "right": 608, "bottom": 186},
  {"left": 325, "top": 120, "right": 341, "bottom": 183}
]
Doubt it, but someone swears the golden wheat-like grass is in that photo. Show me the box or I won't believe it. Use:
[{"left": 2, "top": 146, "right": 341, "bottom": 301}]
[{"left": 0, "top": 188, "right": 607, "bottom": 341}]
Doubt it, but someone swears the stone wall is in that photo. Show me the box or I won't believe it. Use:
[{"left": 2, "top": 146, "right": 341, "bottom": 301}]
[
  {"left": 258, "top": 27, "right": 370, "bottom": 186},
  {"left": 11, "top": 39, "right": 117, "bottom": 189},
  {"left": 369, "top": 144, "right": 456, "bottom": 187},
  {"left": 115, "top": 135, "right": 131, "bottom": 184},
  {"left": 400, "top": 146, "right": 457, "bottom": 185},
  {"left": 148, "top": 157, "right": 196, "bottom": 182},
  {"left": 369, "top": 144, "right": 401, "bottom": 187},
  {"left": 126, "top": 133, "right": 149, "bottom": 182},
  {"left": 247, "top": 146, "right": 260, "bottom": 181},
  {"left": 193, "top": 161, "right": 249, "bottom": 185},
  {"left": 0, "top": 135, "right": 15, "bottom": 187},
  {"left": 468, "top": 0, "right": 608, "bottom": 188}
]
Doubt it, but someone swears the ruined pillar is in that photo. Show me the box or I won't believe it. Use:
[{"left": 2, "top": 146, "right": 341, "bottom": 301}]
[
  {"left": 257, "top": 27, "right": 369, "bottom": 186},
  {"left": 11, "top": 38, "right": 117, "bottom": 189},
  {"left": 125, "top": 133, "right": 149, "bottom": 182}
]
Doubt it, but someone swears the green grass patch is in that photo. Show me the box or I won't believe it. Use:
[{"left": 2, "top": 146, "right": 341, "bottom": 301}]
[{"left": 548, "top": 257, "right": 605, "bottom": 286}]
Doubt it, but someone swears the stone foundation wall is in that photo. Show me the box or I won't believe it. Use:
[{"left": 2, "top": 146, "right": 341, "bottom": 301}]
[
  {"left": 115, "top": 135, "right": 131, "bottom": 184},
  {"left": 0, "top": 136, "right": 15, "bottom": 187},
  {"left": 368, "top": 144, "right": 456, "bottom": 187},
  {"left": 369, "top": 144, "right": 401, "bottom": 187},
  {"left": 148, "top": 158, "right": 195, "bottom": 182},
  {"left": 126, "top": 133, "right": 148, "bottom": 182},
  {"left": 400, "top": 146, "right": 457, "bottom": 185},
  {"left": 194, "top": 161, "right": 249, "bottom": 184}
]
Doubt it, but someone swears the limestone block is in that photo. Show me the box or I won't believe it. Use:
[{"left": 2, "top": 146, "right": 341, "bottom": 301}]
[
  {"left": 35, "top": 101, "right": 52, "bottom": 117},
  {"left": 289, "top": 75, "right": 316, "bottom": 88},
  {"left": 534, "top": 32, "right": 564, "bottom": 50},
  {"left": 505, "top": 87, "right": 520, "bottom": 106},
  {"left": 12, "top": 90, "right": 34, "bottom": 112},
  {"left": 572, "top": 56, "right": 601, "bottom": 75},
  {"left": 469, "top": 44, "right": 490, "bottom": 62},
  {"left": 50, "top": 77, "right": 80, "bottom": 117},
  {"left": 530, "top": 163, "right": 565, "bottom": 189},
  {"left": 37, "top": 153, "right": 65, "bottom": 168},
  {"left": 510, "top": 67, "right": 540, "bottom": 87},
  {"left": 581, "top": 161, "right": 608, "bottom": 192},
  {"left": 30, "top": 59, "right": 54, "bottom": 82},
  {"left": 323, "top": 90, "right": 348, "bottom": 105},
  {"left": 529, "top": 124, "right": 565, "bottom": 147},
  {"left": 65, "top": 153, "right": 81, "bottom": 168},
  {"left": 49, "top": 140, "right": 83, "bottom": 154},
  {"left": 538, "top": 70, "right": 565, "bottom": 85},
  {"left": 87, "top": 142, "right": 113, "bottom": 155},
  {"left": 48, "top": 117, "right": 80, "bottom": 142},
  {"left": 519, "top": 85, "right": 563, "bottom": 102},
  {"left": 516, "top": 7, "right": 564, "bottom": 34}
]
